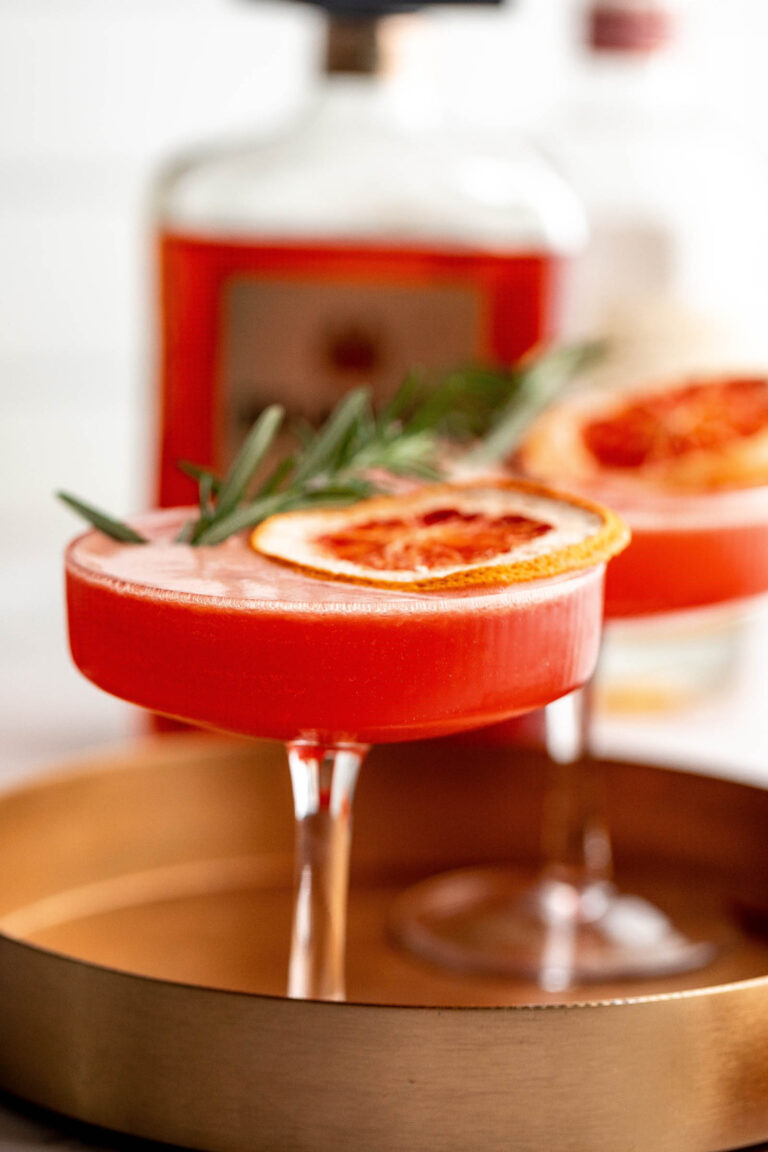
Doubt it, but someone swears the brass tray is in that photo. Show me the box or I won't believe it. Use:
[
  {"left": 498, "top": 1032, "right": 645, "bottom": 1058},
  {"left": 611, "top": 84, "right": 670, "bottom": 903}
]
[{"left": 1, "top": 734, "right": 768, "bottom": 1152}]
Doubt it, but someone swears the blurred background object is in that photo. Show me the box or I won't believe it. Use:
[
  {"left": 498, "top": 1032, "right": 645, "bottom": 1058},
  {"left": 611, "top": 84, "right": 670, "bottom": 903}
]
[
  {"left": 546, "top": 0, "right": 768, "bottom": 386},
  {"left": 541, "top": 0, "right": 768, "bottom": 717},
  {"left": 2, "top": 0, "right": 768, "bottom": 782}
]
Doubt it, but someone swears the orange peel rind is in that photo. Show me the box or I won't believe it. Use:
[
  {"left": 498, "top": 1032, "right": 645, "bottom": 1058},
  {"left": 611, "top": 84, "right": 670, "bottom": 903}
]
[{"left": 249, "top": 479, "right": 630, "bottom": 591}]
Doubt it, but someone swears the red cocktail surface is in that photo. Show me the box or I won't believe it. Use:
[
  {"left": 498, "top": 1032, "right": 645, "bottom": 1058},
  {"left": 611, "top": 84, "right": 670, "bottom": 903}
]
[
  {"left": 519, "top": 376, "right": 768, "bottom": 618},
  {"left": 66, "top": 508, "right": 607, "bottom": 745}
]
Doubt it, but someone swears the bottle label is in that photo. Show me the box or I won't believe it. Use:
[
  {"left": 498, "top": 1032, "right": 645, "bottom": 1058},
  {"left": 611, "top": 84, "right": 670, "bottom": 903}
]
[
  {"left": 158, "top": 232, "right": 563, "bottom": 506},
  {"left": 223, "top": 276, "right": 480, "bottom": 459}
]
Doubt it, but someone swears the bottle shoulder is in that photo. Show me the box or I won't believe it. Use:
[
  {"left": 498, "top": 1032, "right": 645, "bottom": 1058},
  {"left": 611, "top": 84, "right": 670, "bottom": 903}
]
[{"left": 154, "top": 116, "right": 586, "bottom": 253}]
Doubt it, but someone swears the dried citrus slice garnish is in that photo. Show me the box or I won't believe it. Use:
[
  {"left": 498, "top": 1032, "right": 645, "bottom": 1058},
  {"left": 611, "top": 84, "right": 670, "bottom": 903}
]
[
  {"left": 520, "top": 375, "right": 768, "bottom": 492},
  {"left": 250, "top": 479, "right": 629, "bottom": 590}
]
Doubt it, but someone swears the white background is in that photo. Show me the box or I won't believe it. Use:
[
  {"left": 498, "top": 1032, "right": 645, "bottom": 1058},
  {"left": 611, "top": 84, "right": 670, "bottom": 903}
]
[{"left": 2, "top": 0, "right": 768, "bottom": 783}]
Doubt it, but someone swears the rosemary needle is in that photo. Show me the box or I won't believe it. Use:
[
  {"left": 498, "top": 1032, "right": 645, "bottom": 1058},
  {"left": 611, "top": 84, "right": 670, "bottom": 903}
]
[{"left": 56, "top": 491, "right": 148, "bottom": 544}]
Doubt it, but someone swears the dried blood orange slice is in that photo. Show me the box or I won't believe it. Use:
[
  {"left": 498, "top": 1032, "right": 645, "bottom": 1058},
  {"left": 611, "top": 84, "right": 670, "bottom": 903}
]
[
  {"left": 520, "top": 375, "right": 768, "bottom": 492},
  {"left": 250, "top": 480, "right": 628, "bottom": 590}
]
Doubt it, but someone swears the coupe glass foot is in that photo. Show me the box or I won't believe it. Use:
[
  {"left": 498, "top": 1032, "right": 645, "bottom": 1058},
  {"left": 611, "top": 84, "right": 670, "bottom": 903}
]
[{"left": 390, "top": 865, "right": 717, "bottom": 992}]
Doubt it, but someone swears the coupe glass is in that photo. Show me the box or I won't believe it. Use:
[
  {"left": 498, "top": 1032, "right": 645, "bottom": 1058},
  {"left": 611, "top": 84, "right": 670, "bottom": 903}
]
[
  {"left": 65, "top": 508, "right": 607, "bottom": 1000},
  {"left": 393, "top": 482, "right": 768, "bottom": 988}
]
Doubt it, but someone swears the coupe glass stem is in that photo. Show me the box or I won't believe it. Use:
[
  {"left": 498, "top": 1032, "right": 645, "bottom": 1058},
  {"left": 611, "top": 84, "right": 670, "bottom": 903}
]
[
  {"left": 536, "top": 682, "right": 714, "bottom": 989},
  {"left": 542, "top": 684, "right": 613, "bottom": 892},
  {"left": 538, "top": 685, "right": 613, "bottom": 991},
  {"left": 286, "top": 740, "right": 367, "bottom": 1001}
]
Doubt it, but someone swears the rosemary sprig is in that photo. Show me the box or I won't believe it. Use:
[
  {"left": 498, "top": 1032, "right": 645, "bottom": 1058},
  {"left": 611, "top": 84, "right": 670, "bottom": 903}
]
[{"left": 57, "top": 342, "right": 601, "bottom": 546}]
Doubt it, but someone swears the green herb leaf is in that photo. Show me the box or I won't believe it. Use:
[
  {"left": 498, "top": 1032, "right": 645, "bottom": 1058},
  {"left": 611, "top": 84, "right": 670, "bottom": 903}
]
[
  {"left": 377, "top": 369, "right": 424, "bottom": 426},
  {"left": 259, "top": 455, "right": 296, "bottom": 496},
  {"left": 214, "top": 404, "right": 285, "bottom": 520},
  {"left": 292, "top": 388, "right": 372, "bottom": 485},
  {"left": 175, "top": 519, "right": 197, "bottom": 544},
  {"left": 463, "top": 342, "right": 604, "bottom": 467},
  {"left": 57, "top": 491, "right": 148, "bottom": 544},
  {"left": 178, "top": 461, "right": 222, "bottom": 496},
  {"left": 192, "top": 491, "right": 298, "bottom": 546}
]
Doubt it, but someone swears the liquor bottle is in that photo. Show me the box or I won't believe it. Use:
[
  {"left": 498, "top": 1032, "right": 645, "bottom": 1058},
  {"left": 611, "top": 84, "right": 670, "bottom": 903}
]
[
  {"left": 547, "top": 0, "right": 768, "bottom": 390},
  {"left": 153, "top": 0, "right": 585, "bottom": 506}
]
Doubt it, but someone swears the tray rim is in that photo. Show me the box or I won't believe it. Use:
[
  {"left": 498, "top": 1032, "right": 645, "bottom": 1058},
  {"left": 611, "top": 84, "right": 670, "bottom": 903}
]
[{"left": 5, "top": 928, "right": 768, "bottom": 1012}]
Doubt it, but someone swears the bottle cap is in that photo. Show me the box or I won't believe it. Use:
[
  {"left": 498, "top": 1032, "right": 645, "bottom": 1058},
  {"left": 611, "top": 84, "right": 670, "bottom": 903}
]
[{"left": 587, "top": 2, "right": 673, "bottom": 52}]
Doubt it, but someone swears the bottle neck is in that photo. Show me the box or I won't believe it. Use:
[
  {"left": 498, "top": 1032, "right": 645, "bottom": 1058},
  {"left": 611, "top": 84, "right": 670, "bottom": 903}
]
[
  {"left": 323, "top": 11, "right": 433, "bottom": 80},
  {"left": 311, "top": 12, "right": 442, "bottom": 133},
  {"left": 309, "top": 74, "right": 391, "bottom": 133},
  {"left": 578, "top": 46, "right": 675, "bottom": 102},
  {"left": 568, "top": 27, "right": 692, "bottom": 122},
  {"left": 573, "top": 0, "right": 684, "bottom": 111},
  {"left": 324, "top": 14, "right": 382, "bottom": 76}
]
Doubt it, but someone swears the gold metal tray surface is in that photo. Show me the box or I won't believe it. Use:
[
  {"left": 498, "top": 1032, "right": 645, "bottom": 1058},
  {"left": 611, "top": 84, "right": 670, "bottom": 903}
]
[{"left": 1, "top": 733, "right": 768, "bottom": 1152}]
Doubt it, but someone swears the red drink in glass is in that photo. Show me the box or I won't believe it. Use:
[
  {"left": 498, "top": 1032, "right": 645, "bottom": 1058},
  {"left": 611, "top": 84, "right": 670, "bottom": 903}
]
[{"left": 66, "top": 512, "right": 605, "bottom": 745}]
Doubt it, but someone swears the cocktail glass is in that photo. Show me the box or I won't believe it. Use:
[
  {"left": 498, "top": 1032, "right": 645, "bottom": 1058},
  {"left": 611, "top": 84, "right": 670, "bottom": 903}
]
[
  {"left": 537, "top": 483, "right": 768, "bottom": 986},
  {"left": 393, "top": 394, "right": 768, "bottom": 988},
  {"left": 65, "top": 496, "right": 613, "bottom": 1001}
]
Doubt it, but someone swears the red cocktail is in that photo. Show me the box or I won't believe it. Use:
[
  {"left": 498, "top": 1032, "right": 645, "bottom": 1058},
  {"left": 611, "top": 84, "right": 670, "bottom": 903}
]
[
  {"left": 498, "top": 374, "right": 768, "bottom": 985},
  {"left": 66, "top": 511, "right": 606, "bottom": 745},
  {"left": 65, "top": 481, "right": 627, "bottom": 1000},
  {"left": 521, "top": 375, "right": 768, "bottom": 619}
]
